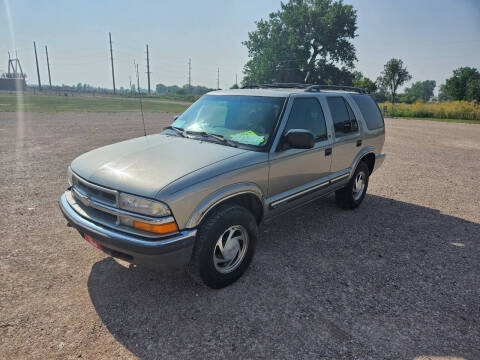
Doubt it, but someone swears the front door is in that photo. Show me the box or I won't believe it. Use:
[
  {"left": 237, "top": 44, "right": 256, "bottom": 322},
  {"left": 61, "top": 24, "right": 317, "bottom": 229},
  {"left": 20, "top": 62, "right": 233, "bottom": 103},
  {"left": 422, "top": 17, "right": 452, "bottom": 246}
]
[{"left": 267, "top": 96, "right": 332, "bottom": 210}]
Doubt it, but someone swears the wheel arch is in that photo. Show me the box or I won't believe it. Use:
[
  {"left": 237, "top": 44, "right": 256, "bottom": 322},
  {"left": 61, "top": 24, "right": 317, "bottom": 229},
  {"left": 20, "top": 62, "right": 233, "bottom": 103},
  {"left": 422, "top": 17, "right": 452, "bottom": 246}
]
[
  {"left": 185, "top": 183, "right": 264, "bottom": 229},
  {"left": 349, "top": 147, "right": 376, "bottom": 177}
]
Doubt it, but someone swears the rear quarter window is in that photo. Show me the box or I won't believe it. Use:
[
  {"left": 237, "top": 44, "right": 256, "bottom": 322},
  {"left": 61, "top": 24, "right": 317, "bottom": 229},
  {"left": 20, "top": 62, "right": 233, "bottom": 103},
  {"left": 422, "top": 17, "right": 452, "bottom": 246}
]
[{"left": 351, "top": 94, "right": 384, "bottom": 130}]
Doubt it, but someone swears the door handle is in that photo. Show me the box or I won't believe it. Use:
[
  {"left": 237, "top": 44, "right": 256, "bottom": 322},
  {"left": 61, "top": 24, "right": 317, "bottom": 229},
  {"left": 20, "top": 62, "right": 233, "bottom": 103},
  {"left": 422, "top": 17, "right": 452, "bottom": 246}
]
[
  {"left": 325, "top": 148, "right": 332, "bottom": 156},
  {"left": 356, "top": 140, "right": 362, "bottom": 147}
]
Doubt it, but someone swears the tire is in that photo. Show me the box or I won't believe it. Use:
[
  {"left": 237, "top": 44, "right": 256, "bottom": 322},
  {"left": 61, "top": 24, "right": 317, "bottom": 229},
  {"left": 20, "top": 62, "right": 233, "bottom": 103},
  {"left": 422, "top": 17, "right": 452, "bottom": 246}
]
[
  {"left": 187, "top": 203, "right": 258, "bottom": 289},
  {"left": 335, "top": 161, "right": 370, "bottom": 209}
]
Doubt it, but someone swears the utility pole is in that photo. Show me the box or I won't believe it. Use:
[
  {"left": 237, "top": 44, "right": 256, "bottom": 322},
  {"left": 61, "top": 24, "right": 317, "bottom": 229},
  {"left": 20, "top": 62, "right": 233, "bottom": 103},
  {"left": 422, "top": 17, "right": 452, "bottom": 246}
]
[
  {"left": 109, "top": 32, "right": 116, "bottom": 94},
  {"left": 146, "top": 44, "right": 151, "bottom": 94},
  {"left": 217, "top": 67, "right": 220, "bottom": 90},
  {"left": 33, "top": 42, "right": 41, "bottom": 90},
  {"left": 188, "top": 58, "right": 191, "bottom": 91},
  {"left": 45, "top": 45, "right": 52, "bottom": 87},
  {"left": 129, "top": 75, "right": 132, "bottom": 94},
  {"left": 236, "top": 73, "right": 238, "bottom": 87},
  {"left": 136, "top": 63, "right": 140, "bottom": 93}
]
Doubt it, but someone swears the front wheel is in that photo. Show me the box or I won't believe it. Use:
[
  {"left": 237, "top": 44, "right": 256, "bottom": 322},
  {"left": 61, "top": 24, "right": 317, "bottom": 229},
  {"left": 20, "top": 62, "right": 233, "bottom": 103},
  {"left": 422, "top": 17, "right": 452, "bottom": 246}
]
[
  {"left": 187, "top": 203, "right": 258, "bottom": 289},
  {"left": 335, "top": 161, "right": 370, "bottom": 209}
]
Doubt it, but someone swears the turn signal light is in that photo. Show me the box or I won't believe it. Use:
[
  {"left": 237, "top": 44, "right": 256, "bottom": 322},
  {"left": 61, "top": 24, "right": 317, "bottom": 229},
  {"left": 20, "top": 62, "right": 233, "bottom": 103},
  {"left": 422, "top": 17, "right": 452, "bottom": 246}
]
[{"left": 133, "top": 221, "right": 178, "bottom": 234}]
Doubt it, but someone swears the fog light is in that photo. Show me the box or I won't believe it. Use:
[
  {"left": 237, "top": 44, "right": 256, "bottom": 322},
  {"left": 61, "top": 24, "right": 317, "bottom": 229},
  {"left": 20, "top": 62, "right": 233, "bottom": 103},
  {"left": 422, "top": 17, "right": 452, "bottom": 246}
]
[{"left": 133, "top": 221, "right": 178, "bottom": 234}]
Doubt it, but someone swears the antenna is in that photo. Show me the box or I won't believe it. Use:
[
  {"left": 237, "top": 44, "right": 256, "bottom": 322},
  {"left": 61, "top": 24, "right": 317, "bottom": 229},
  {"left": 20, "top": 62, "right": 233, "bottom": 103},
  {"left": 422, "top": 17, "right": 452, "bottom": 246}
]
[{"left": 135, "top": 61, "right": 147, "bottom": 136}]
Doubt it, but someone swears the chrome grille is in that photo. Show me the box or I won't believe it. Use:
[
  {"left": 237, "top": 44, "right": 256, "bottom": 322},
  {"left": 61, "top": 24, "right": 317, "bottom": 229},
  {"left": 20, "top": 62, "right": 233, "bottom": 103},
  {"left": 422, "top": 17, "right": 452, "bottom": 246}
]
[{"left": 71, "top": 172, "right": 118, "bottom": 207}]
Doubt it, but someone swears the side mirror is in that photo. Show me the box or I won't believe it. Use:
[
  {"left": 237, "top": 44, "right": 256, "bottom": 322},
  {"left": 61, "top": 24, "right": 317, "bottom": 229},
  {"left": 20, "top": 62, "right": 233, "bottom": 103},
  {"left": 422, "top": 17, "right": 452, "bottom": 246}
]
[
  {"left": 284, "top": 129, "right": 315, "bottom": 149},
  {"left": 343, "top": 120, "right": 351, "bottom": 133}
]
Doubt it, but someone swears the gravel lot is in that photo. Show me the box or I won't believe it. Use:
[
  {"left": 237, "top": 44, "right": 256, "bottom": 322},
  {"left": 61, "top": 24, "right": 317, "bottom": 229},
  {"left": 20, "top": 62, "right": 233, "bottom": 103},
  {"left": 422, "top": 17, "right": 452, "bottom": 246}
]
[{"left": 1, "top": 112, "right": 479, "bottom": 359}]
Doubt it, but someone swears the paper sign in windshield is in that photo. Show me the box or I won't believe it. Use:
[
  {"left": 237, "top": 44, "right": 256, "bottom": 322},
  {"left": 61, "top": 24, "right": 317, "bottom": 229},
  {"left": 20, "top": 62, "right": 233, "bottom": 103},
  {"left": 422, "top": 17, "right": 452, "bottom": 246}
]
[{"left": 230, "top": 131, "right": 265, "bottom": 146}]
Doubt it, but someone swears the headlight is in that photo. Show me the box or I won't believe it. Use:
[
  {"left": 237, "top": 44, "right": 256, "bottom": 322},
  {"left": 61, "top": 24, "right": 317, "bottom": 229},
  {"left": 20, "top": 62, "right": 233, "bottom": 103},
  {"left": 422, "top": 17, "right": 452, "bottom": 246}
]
[
  {"left": 67, "top": 166, "right": 73, "bottom": 186},
  {"left": 119, "top": 193, "right": 171, "bottom": 217}
]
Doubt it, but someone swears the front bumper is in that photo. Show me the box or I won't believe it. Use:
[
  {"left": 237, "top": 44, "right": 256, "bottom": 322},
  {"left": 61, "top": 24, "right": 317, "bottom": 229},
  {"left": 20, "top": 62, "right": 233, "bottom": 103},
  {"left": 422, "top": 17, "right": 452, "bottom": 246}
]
[{"left": 59, "top": 193, "right": 196, "bottom": 270}]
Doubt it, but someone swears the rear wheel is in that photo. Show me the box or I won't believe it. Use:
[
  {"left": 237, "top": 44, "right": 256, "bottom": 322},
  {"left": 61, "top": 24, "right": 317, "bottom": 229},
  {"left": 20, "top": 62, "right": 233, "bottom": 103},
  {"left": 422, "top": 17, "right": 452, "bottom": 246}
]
[
  {"left": 187, "top": 203, "right": 257, "bottom": 289},
  {"left": 335, "top": 161, "right": 369, "bottom": 209}
]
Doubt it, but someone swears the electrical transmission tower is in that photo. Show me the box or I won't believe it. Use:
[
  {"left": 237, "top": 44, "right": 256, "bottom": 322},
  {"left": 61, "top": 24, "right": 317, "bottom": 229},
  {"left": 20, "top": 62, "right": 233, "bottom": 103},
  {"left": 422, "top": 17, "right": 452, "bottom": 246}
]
[
  {"left": 146, "top": 44, "right": 151, "bottom": 94},
  {"left": 109, "top": 32, "right": 116, "bottom": 94},
  {"left": 6, "top": 51, "right": 25, "bottom": 77}
]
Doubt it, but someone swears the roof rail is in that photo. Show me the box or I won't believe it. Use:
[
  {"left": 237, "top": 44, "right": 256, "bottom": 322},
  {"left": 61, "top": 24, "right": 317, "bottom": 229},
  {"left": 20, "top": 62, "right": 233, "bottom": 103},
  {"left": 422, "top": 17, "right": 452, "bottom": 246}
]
[
  {"left": 260, "top": 83, "right": 313, "bottom": 89},
  {"left": 242, "top": 83, "right": 313, "bottom": 89},
  {"left": 305, "top": 85, "right": 366, "bottom": 94},
  {"left": 241, "top": 83, "right": 367, "bottom": 94}
]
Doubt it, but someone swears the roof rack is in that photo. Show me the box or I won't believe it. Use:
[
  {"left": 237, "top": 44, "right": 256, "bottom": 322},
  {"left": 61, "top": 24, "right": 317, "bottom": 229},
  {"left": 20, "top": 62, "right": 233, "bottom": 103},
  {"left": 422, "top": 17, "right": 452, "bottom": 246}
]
[
  {"left": 305, "top": 85, "right": 366, "bottom": 94},
  {"left": 241, "top": 83, "right": 312, "bottom": 89},
  {"left": 242, "top": 83, "right": 366, "bottom": 94},
  {"left": 260, "top": 83, "right": 313, "bottom": 89}
]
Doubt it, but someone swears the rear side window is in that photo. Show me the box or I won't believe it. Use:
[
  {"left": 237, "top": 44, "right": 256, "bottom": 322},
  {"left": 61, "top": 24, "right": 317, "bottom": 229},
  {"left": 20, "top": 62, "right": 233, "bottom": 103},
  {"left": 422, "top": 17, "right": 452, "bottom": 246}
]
[
  {"left": 326, "top": 97, "right": 359, "bottom": 137},
  {"left": 351, "top": 94, "right": 384, "bottom": 130},
  {"left": 284, "top": 97, "right": 327, "bottom": 141}
]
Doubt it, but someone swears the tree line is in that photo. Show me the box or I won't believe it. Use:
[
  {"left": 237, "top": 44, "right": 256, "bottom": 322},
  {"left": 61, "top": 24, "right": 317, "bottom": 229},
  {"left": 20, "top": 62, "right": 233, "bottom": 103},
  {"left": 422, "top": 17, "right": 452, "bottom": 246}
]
[{"left": 241, "top": 0, "right": 480, "bottom": 104}]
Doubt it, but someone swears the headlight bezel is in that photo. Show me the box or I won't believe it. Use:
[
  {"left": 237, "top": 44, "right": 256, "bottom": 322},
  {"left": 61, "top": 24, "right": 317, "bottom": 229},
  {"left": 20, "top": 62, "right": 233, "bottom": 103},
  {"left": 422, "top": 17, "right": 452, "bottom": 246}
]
[{"left": 118, "top": 192, "right": 172, "bottom": 218}]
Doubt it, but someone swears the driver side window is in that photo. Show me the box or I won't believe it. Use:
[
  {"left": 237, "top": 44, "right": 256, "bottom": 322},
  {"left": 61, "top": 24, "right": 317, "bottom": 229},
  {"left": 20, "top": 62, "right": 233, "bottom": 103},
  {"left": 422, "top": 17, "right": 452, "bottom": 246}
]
[{"left": 283, "top": 97, "right": 327, "bottom": 141}]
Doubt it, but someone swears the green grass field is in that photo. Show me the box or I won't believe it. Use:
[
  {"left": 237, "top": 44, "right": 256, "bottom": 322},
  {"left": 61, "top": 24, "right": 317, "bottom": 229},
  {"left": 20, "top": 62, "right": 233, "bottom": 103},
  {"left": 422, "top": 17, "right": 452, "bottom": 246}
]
[
  {"left": 379, "top": 101, "right": 480, "bottom": 124},
  {"left": 0, "top": 93, "right": 191, "bottom": 113}
]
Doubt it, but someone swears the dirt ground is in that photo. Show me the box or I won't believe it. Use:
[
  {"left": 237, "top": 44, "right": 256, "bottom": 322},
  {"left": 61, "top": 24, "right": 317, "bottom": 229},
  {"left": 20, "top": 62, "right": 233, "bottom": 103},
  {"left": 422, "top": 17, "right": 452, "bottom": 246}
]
[{"left": 0, "top": 112, "right": 479, "bottom": 359}]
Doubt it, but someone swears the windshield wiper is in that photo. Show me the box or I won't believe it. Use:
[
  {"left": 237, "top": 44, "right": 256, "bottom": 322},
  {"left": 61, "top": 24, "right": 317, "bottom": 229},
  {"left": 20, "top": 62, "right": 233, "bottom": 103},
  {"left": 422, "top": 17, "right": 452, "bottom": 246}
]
[
  {"left": 164, "top": 125, "right": 188, "bottom": 138},
  {"left": 186, "top": 131, "right": 238, "bottom": 148}
]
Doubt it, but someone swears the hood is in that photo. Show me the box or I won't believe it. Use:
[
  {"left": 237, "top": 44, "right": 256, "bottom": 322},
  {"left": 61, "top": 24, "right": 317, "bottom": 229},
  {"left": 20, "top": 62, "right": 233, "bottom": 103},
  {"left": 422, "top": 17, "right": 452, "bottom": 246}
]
[{"left": 70, "top": 133, "right": 248, "bottom": 198}]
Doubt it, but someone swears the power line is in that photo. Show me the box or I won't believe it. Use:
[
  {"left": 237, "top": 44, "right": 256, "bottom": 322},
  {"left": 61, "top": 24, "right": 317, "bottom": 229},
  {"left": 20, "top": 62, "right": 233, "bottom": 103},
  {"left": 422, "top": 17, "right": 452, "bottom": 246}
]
[
  {"left": 109, "top": 32, "right": 116, "bottom": 94},
  {"left": 45, "top": 45, "right": 52, "bottom": 87},
  {"left": 146, "top": 44, "right": 151, "bottom": 94},
  {"left": 33, "top": 41, "right": 41, "bottom": 90}
]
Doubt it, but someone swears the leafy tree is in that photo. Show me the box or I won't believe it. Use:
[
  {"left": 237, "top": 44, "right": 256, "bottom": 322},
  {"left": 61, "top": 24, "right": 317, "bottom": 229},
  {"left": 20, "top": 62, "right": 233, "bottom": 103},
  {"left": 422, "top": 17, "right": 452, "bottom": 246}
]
[
  {"left": 156, "top": 83, "right": 213, "bottom": 95},
  {"left": 377, "top": 58, "right": 412, "bottom": 104},
  {"left": 242, "top": 0, "right": 358, "bottom": 86},
  {"left": 352, "top": 71, "right": 377, "bottom": 93},
  {"left": 444, "top": 67, "right": 480, "bottom": 101},
  {"left": 230, "top": 84, "right": 240, "bottom": 89},
  {"left": 400, "top": 80, "right": 436, "bottom": 103},
  {"left": 438, "top": 84, "right": 449, "bottom": 102}
]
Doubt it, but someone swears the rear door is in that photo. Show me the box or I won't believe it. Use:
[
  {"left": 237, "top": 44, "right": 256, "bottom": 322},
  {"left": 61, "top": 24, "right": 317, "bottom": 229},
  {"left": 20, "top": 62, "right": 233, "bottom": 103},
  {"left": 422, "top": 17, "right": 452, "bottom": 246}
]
[{"left": 325, "top": 96, "right": 362, "bottom": 173}]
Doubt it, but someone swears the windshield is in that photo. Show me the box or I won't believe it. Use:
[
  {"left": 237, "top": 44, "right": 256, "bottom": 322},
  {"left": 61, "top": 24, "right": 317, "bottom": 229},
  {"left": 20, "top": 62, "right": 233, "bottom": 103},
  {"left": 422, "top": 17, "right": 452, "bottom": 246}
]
[{"left": 169, "top": 95, "right": 286, "bottom": 148}]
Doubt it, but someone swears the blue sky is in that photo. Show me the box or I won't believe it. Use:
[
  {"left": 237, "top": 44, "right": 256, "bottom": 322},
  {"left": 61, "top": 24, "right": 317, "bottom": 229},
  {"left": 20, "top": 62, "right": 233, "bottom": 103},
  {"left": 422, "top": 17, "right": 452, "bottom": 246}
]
[{"left": 2, "top": 0, "right": 479, "bottom": 91}]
